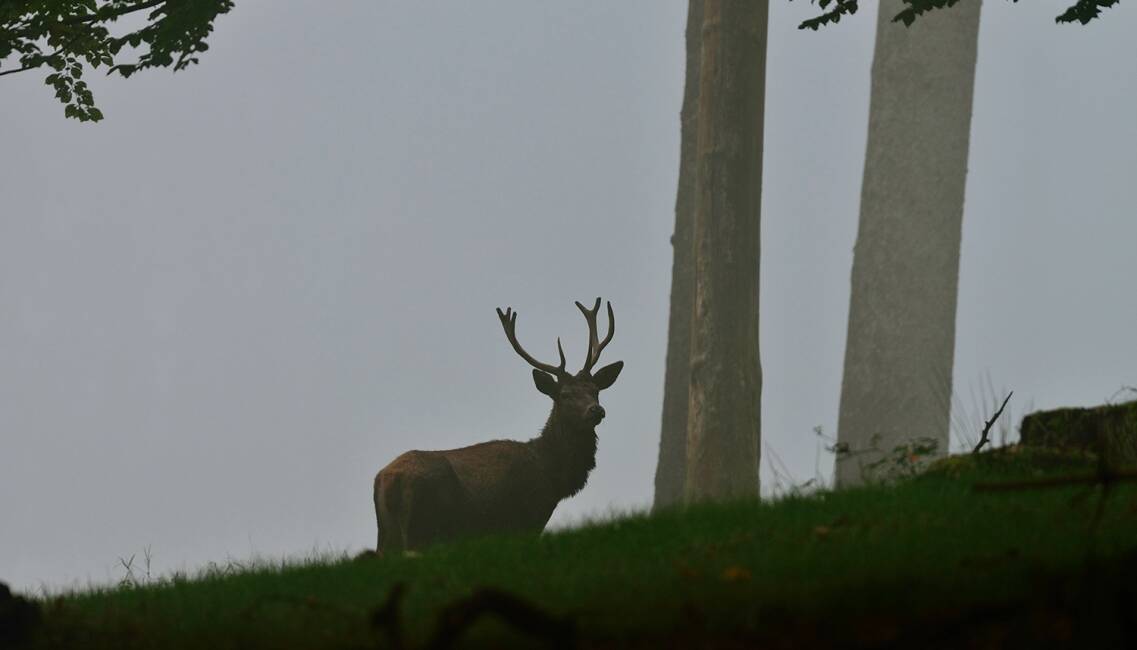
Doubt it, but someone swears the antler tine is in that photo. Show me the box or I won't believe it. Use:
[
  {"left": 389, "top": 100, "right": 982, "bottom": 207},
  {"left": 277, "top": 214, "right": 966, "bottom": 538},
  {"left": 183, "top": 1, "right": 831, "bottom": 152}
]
[
  {"left": 496, "top": 307, "right": 568, "bottom": 377},
  {"left": 595, "top": 300, "right": 615, "bottom": 361},
  {"left": 574, "top": 298, "right": 614, "bottom": 374},
  {"left": 574, "top": 298, "right": 600, "bottom": 372}
]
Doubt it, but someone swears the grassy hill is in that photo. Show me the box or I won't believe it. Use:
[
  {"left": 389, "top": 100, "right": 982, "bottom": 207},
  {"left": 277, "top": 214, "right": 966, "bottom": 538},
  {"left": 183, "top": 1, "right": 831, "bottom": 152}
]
[{"left": 9, "top": 447, "right": 1137, "bottom": 649}]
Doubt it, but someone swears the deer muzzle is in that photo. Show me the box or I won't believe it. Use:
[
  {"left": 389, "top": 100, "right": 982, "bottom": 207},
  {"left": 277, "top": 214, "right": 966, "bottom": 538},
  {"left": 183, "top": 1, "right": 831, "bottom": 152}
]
[{"left": 587, "top": 404, "right": 606, "bottom": 424}]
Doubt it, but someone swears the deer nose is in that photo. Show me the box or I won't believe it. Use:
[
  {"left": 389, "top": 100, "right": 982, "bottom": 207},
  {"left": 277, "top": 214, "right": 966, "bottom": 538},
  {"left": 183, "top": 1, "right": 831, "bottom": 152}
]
[{"left": 587, "top": 405, "right": 606, "bottom": 422}]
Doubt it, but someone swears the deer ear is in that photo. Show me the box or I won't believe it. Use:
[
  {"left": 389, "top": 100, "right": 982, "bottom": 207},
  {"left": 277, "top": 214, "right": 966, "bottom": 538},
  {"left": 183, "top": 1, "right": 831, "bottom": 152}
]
[
  {"left": 532, "top": 369, "right": 559, "bottom": 397},
  {"left": 592, "top": 361, "right": 624, "bottom": 390}
]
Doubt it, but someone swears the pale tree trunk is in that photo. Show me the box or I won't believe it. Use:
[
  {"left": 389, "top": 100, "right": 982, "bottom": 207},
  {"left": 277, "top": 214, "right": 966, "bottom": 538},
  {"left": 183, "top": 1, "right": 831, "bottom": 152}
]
[
  {"left": 685, "top": 0, "right": 767, "bottom": 502},
  {"left": 653, "top": 0, "right": 702, "bottom": 511},
  {"left": 835, "top": 0, "right": 982, "bottom": 486}
]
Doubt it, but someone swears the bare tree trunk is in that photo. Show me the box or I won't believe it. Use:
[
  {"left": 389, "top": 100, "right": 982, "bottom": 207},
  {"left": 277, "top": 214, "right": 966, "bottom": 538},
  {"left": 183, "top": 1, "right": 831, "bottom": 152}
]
[
  {"left": 653, "top": 0, "right": 702, "bottom": 512},
  {"left": 835, "top": 0, "right": 982, "bottom": 486},
  {"left": 684, "top": 0, "right": 767, "bottom": 502}
]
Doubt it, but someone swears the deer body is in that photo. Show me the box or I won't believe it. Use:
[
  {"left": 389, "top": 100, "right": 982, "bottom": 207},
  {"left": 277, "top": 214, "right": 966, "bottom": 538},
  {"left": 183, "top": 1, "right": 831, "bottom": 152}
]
[{"left": 374, "top": 300, "right": 622, "bottom": 554}]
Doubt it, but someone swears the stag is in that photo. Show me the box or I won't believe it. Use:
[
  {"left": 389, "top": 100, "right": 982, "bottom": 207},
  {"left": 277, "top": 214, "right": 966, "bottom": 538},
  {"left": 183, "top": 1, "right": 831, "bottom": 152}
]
[{"left": 373, "top": 299, "right": 623, "bottom": 555}]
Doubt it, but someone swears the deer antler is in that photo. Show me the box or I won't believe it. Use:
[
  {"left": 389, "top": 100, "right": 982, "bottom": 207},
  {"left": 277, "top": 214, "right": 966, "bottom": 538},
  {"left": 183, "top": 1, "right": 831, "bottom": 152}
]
[
  {"left": 496, "top": 307, "right": 569, "bottom": 378},
  {"left": 574, "top": 298, "right": 614, "bottom": 375}
]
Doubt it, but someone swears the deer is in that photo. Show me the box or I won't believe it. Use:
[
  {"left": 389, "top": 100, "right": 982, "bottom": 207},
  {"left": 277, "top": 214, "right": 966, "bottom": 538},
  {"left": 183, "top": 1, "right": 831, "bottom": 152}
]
[{"left": 372, "top": 299, "right": 623, "bottom": 555}]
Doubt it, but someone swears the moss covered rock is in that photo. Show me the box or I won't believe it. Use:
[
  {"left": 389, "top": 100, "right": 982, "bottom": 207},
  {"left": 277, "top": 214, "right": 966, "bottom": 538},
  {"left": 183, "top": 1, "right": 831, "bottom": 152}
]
[{"left": 1019, "top": 399, "right": 1137, "bottom": 466}]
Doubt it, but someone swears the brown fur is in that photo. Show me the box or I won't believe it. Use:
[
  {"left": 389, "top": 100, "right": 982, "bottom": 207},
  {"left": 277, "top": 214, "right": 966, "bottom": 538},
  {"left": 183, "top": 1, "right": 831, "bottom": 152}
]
[{"left": 374, "top": 301, "right": 622, "bottom": 554}]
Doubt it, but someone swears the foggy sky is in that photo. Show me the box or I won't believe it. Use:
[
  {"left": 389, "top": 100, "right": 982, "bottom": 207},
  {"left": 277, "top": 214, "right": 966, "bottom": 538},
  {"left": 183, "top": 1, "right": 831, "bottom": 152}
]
[{"left": 2, "top": 1, "right": 1135, "bottom": 592}]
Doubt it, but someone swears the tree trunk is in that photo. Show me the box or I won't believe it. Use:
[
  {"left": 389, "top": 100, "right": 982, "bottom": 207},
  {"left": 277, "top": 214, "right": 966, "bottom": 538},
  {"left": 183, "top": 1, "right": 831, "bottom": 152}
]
[
  {"left": 835, "top": 0, "right": 982, "bottom": 486},
  {"left": 653, "top": 0, "right": 702, "bottom": 512},
  {"left": 684, "top": 0, "right": 767, "bottom": 502}
]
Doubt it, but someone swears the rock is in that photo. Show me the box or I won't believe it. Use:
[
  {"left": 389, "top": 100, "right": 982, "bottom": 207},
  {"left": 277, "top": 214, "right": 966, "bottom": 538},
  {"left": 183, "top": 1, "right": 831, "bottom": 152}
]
[
  {"left": 1020, "top": 399, "right": 1137, "bottom": 466},
  {"left": 0, "top": 581, "right": 41, "bottom": 647}
]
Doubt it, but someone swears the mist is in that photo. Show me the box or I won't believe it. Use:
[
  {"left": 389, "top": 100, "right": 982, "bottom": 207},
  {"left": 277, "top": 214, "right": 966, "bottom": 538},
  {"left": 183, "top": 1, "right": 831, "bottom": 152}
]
[{"left": 2, "top": 1, "right": 1134, "bottom": 592}]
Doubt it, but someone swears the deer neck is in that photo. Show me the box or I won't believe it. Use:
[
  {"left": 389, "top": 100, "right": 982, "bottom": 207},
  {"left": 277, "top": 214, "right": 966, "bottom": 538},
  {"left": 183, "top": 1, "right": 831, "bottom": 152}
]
[{"left": 530, "top": 406, "right": 598, "bottom": 501}]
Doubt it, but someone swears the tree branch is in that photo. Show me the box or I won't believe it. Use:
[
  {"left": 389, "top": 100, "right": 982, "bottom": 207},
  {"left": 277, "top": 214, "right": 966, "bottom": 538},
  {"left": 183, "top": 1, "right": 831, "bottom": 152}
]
[
  {"left": 0, "top": 29, "right": 87, "bottom": 77},
  {"left": 0, "top": 61, "right": 36, "bottom": 76},
  {"left": 12, "top": 0, "right": 168, "bottom": 30},
  {"left": 796, "top": 0, "right": 1119, "bottom": 29},
  {"left": 1, "top": 1, "right": 167, "bottom": 50}
]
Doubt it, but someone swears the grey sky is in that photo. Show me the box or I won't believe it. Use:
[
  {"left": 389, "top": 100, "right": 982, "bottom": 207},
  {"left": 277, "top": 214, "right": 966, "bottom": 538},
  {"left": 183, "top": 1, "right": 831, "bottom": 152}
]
[{"left": 2, "top": 1, "right": 1134, "bottom": 592}]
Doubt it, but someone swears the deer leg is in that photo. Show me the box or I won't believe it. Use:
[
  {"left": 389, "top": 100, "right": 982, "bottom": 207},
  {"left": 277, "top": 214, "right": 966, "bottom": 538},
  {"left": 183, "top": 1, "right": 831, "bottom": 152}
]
[{"left": 374, "top": 470, "right": 405, "bottom": 556}]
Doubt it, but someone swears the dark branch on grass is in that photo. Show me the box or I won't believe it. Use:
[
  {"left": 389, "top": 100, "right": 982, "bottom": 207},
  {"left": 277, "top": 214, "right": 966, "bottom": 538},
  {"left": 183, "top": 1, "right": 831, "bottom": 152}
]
[
  {"left": 972, "top": 391, "right": 1013, "bottom": 455},
  {"left": 370, "top": 582, "right": 576, "bottom": 650},
  {"left": 426, "top": 588, "right": 577, "bottom": 650},
  {"left": 974, "top": 452, "right": 1135, "bottom": 545},
  {"left": 1085, "top": 454, "right": 1117, "bottom": 539},
  {"left": 370, "top": 582, "right": 408, "bottom": 650},
  {"left": 973, "top": 468, "right": 1137, "bottom": 492}
]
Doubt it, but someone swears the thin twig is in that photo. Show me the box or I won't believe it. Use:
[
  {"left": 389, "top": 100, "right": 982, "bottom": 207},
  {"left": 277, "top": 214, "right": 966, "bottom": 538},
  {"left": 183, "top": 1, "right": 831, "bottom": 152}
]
[
  {"left": 972, "top": 391, "right": 1013, "bottom": 454},
  {"left": 1106, "top": 384, "right": 1137, "bottom": 405}
]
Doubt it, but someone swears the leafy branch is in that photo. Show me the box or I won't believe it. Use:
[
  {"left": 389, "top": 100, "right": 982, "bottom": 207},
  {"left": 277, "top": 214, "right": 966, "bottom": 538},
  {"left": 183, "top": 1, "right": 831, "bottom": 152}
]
[
  {"left": 0, "top": 0, "right": 234, "bottom": 121},
  {"left": 1053, "top": 0, "right": 1121, "bottom": 24},
  {"left": 795, "top": 0, "right": 1121, "bottom": 30},
  {"left": 797, "top": 0, "right": 859, "bottom": 31}
]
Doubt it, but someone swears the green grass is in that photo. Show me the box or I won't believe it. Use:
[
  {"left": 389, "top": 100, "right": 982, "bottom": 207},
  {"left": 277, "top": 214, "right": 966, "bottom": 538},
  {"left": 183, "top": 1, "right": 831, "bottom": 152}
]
[{"left": 19, "top": 447, "right": 1137, "bottom": 649}]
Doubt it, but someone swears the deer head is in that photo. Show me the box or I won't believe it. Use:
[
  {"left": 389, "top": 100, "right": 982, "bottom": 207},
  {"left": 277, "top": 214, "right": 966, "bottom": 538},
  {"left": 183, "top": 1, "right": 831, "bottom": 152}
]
[{"left": 496, "top": 298, "right": 623, "bottom": 429}]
